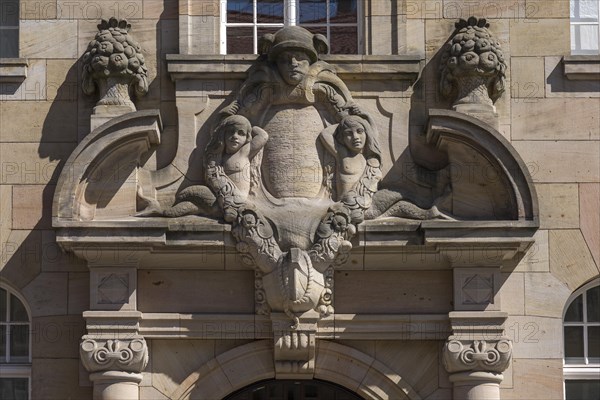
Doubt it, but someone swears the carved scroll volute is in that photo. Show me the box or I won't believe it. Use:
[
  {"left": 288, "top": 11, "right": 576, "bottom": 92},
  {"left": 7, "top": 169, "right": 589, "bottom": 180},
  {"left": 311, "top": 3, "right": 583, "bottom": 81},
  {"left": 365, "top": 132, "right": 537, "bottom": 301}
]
[
  {"left": 443, "top": 338, "right": 512, "bottom": 374},
  {"left": 80, "top": 337, "right": 149, "bottom": 374}
]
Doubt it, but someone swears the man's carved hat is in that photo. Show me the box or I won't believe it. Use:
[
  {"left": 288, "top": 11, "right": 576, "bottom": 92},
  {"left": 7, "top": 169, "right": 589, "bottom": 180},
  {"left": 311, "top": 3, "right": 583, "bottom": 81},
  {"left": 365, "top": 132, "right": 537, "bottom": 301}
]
[{"left": 259, "top": 26, "right": 329, "bottom": 63}]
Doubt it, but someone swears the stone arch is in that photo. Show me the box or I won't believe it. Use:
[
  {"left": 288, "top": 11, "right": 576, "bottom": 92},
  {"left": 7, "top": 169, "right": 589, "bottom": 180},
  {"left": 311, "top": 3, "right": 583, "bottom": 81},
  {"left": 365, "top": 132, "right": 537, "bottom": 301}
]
[{"left": 169, "top": 340, "right": 421, "bottom": 400}]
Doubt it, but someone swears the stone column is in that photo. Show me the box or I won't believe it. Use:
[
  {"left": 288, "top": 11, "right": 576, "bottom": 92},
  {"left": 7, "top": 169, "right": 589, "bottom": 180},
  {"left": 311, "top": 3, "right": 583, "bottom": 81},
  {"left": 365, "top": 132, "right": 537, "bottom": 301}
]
[
  {"left": 80, "top": 336, "right": 148, "bottom": 400},
  {"left": 443, "top": 312, "right": 512, "bottom": 400}
]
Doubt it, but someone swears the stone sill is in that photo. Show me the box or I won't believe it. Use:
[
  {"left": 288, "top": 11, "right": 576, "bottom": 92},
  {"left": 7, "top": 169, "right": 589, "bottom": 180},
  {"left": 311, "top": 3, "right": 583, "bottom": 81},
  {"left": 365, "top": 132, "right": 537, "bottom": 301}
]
[
  {"left": 563, "top": 55, "right": 600, "bottom": 80},
  {"left": 0, "top": 58, "right": 28, "bottom": 83},
  {"left": 166, "top": 54, "right": 423, "bottom": 82}
]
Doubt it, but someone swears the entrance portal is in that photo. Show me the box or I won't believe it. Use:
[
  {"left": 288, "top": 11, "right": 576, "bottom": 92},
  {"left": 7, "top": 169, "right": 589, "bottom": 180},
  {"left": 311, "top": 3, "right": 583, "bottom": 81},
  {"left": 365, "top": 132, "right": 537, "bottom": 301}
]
[{"left": 225, "top": 379, "right": 363, "bottom": 400}]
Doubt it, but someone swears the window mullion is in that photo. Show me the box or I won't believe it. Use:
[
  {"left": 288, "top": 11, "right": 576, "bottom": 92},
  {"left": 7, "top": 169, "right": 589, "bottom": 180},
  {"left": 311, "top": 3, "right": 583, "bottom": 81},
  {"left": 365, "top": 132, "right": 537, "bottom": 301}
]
[{"left": 287, "top": 0, "right": 298, "bottom": 26}]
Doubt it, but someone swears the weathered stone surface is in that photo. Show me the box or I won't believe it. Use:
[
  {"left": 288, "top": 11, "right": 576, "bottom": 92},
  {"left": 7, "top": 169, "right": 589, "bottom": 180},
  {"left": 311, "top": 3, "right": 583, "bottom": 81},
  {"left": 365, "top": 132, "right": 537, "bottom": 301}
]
[
  {"left": 56, "top": 0, "right": 143, "bottom": 20},
  {"left": 580, "top": 183, "right": 600, "bottom": 267},
  {"left": 20, "top": 20, "right": 78, "bottom": 59},
  {"left": 404, "top": 19, "right": 425, "bottom": 56},
  {"left": 32, "top": 315, "right": 85, "bottom": 358},
  {"left": 20, "top": 0, "right": 58, "bottom": 19},
  {"left": 0, "top": 101, "right": 78, "bottom": 143},
  {"left": 46, "top": 59, "right": 78, "bottom": 101},
  {"left": 510, "top": 57, "right": 545, "bottom": 99},
  {"left": 41, "top": 230, "right": 87, "bottom": 272},
  {"left": 68, "top": 272, "right": 90, "bottom": 315},
  {"left": 138, "top": 270, "right": 255, "bottom": 313},
  {"left": 536, "top": 184, "right": 580, "bottom": 229},
  {"left": 525, "top": 0, "right": 569, "bottom": 19},
  {"left": 515, "top": 230, "right": 549, "bottom": 272},
  {"left": 0, "top": 59, "right": 47, "bottom": 101},
  {"left": 510, "top": 19, "right": 569, "bottom": 56},
  {"left": 334, "top": 271, "right": 453, "bottom": 314},
  {"left": 524, "top": 272, "right": 571, "bottom": 318},
  {"left": 374, "top": 341, "right": 439, "bottom": 398},
  {"left": 406, "top": 0, "right": 443, "bottom": 19},
  {"left": 0, "top": 229, "right": 42, "bottom": 289},
  {"left": 32, "top": 358, "right": 92, "bottom": 400},
  {"left": 505, "top": 315, "right": 562, "bottom": 359},
  {"left": 501, "top": 358, "right": 563, "bottom": 400},
  {"left": 12, "top": 185, "right": 54, "bottom": 229},
  {"left": 1, "top": 143, "right": 74, "bottom": 184},
  {"left": 549, "top": 229, "right": 600, "bottom": 291},
  {"left": 144, "top": 0, "right": 178, "bottom": 19},
  {"left": 22, "top": 272, "right": 68, "bottom": 317},
  {"left": 512, "top": 141, "right": 600, "bottom": 182},
  {"left": 499, "top": 272, "right": 525, "bottom": 315},
  {"left": 0, "top": 185, "right": 11, "bottom": 252},
  {"left": 512, "top": 98, "right": 600, "bottom": 140},
  {"left": 180, "top": 0, "right": 219, "bottom": 16},
  {"left": 139, "top": 386, "right": 169, "bottom": 400},
  {"left": 442, "top": 0, "right": 526, "bottom": 19}
]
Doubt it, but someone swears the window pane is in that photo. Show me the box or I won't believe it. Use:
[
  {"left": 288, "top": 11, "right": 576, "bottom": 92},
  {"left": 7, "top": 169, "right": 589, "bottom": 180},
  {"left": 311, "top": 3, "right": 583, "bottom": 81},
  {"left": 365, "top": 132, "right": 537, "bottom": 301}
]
[
  {"left": 257, "top": 26, "right": 282, "bottom": 42},
  {"left": 565, "top": 326, "right": 585, "bottom": 358},
  {"left": 0, "top": 0, "right": 19, "bottom": 27},
  {"left": 330, "top": 26, "right": 358, "bottom": 54},
  {"left": 579, "top": 24, "right": 600, "bottom": 50},
  {"left": 0, "top": 288, "right": 6, "bottom": 321},
  {"left": 565, "top": 380, "right": 600, "bottom": 400},
  {"left": 257, "top": 0, "right": 283, "bottom": 23},
  {"left": 10, "top": 325, "right": 29, "bottom": 359},
  {"left": 302, "top": 25, "right": 327, "bottom": 38},
  {"left": 10, "top": 295, "right": 28, "bottom": 322},
  {"left": 589, "top": 326, "right": 600, "bottom": 358},
  {"left": 1, "top": 325, "right": 6, "bottom": 360},
  {"left": 228, "top": 0, "right": 254, "bottom": 23},
  {"left": 330, "top": 0, "right": 357, "bottom": 24},
  {"left": 299, "top": 0, "right": 327, "bottom": 24},
  {"left": 579, "top": 0, "right": 600, "bottom": 19},
  {"left": 0, "top": 28, "right": 18, "bottom": 58},
  {"left": 587, "top": 286, "right": 600, "bottom": 322},
  {"left": 0, "top": 378, "right": 29, "bottom": 400},
  {"left": 227, "top": 27, "right": 254, "bottom": 54},
  {"left": 565, "top": 294, "right": 584, "bottom": 322}
]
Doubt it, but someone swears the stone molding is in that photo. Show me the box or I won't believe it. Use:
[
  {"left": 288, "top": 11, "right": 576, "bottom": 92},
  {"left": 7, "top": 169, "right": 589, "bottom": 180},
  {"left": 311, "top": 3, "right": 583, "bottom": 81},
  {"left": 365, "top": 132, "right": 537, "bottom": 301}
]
[
  {"left": 563, "top": 55, "right": 600, "bottom": 80},
  {"left": 0, "top": 58, "right": 28, "bottom": 83},
  {"left": 170, "top": 340, "right": 420, "bottom": 400},
  {"left": 80, "top": 337, "right": 149, "bottom": 374},
  {"left": 166, "top": 54, "right": 423, "bottom": 82},
  {"left": 443, "top": 338, "right": 512, "bottom": 374}
]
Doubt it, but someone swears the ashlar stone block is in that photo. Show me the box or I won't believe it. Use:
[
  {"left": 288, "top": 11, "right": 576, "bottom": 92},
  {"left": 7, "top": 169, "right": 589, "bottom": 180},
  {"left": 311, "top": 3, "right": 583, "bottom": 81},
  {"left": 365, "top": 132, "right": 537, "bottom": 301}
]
[
  {"left": 20, "top": 20, "right": 78, "bottom": 59},
  {"left": 11, "top": 185, "right": 54, "bottom": 229},
  {"left": 525, "top": 0, "right": 570, "bottom": 19},
  {"left": 550, "top": 229, "right": 600, "bottom": 291},
  {"left": 510, "top": 57, "right": 545, "bottom": 99},
  {"left": 515, "top": 230, "right": 549, "bottom": 272},
  {"left": 536, "top": 184, "right": 580, "bottom": 229},
  {"left": 22, "top": 272, "right": 68, "bottom": 317},
  {"left": 510, "top": 19, "right": 570, "bottom": 56},
  {"left": 580, "top": 183, "right": 600, "bottom": 267},
  {"left": 500, "top": 358, "right": 563, "bottom": 400},
  {"left": 524, "top": 272, "right": 571, "bottom": 318}
]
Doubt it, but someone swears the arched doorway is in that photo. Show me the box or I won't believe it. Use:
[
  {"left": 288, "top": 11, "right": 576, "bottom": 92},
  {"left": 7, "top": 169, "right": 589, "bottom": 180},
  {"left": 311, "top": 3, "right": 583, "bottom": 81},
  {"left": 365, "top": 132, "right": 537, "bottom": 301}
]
[{"left": 225, "top": 379, "right": 363, "bottom": 400}]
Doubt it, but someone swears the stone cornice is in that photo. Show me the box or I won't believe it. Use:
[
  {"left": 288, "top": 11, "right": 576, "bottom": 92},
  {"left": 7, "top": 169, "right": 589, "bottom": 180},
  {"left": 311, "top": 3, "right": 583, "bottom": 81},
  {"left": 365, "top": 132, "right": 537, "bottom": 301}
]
[
  {"left": 166, "top": 54, "right": 423, "bottom": 82},
  {"left": 563, "top": 55, "right": 600, "bottom": 80},
  {"left": 0, "top": 58, "right": 28, "bottom": 83}
]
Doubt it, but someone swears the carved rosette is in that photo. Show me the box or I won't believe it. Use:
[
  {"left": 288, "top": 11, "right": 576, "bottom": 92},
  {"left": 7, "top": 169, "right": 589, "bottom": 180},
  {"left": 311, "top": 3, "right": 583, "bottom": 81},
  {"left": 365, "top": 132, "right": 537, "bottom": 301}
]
[
  {"left": 443, "top": 339, "right": 512, "bottom": 374},
  {"left": 439, "top": 17, "right": 506, "bottom": 109},
  {"left": 80, "top": 337, "right": 149, "bottom": 374},
  {"left": 81, "top": 17, "right": 149, "bottom": 111}
]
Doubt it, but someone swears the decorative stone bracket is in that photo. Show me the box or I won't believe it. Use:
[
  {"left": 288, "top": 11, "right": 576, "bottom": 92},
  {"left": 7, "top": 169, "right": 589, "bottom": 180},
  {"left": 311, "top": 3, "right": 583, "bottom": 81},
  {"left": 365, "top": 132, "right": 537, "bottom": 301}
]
[{"left": 272, "top": 311, "right": 319, "bottom": 379}]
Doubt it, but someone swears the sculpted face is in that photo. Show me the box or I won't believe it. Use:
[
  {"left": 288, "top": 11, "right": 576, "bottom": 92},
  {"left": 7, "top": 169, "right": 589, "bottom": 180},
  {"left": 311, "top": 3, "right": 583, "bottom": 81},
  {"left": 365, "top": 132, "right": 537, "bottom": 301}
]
[
  {"left": 342, "top": 122, "right": 366, "bottom": 153},
  {"left": 224, "top": 125, "right": 249, "bottom": 154},
  {"left": 276, "top": 50, "right": 311, "bottom": 85}
]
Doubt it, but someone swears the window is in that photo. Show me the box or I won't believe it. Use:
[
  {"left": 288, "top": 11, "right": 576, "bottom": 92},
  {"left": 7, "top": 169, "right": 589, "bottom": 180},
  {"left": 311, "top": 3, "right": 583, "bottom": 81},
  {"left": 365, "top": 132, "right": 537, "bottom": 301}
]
[
  {"left": 221, "top": 0, "right": 360, "bottom": 54},
  {"left": 0, "top": 0, "right": 19, "bottom": 58},
  {"left": 563, "top": 279, "right": 600, "bottom": 400},
  {"left": 0, "top": 285, "right": 30, "bottom": 400},
  {"left": 571, "top": 0, "right": 600, "bottom": 54}
]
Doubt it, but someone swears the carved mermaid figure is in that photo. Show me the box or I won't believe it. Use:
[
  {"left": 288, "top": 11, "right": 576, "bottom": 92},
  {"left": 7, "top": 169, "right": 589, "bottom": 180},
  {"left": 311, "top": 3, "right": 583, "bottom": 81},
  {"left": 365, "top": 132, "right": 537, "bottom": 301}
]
[{"left": 137, "top": 115, "right": 267, "bottom": 218}]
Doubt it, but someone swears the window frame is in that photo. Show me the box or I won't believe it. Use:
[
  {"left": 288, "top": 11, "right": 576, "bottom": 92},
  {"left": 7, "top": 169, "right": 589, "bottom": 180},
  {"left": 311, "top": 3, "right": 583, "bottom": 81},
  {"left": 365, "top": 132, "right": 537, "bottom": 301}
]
[
  {"left": 219, "top": 0, "right": 363, "bottom": 55},
  {"left": 0, "top": 0, "right": 20, "bottom": 58},
  {"left": 0, "top": 283, "right": 31, "bottom": 400},
  {"left": 563, "top": 278, "right": 600, "bottom": 399},
  {"left": 571, "top": 0, "right": 600, "bottom": 55}
]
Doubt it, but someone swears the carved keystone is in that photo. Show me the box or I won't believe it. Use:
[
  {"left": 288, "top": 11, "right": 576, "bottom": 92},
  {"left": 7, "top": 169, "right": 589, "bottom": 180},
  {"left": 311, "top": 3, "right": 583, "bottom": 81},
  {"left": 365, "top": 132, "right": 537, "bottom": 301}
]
[{"left": 272, "top": 311, "right": 319, "bottom": 379}]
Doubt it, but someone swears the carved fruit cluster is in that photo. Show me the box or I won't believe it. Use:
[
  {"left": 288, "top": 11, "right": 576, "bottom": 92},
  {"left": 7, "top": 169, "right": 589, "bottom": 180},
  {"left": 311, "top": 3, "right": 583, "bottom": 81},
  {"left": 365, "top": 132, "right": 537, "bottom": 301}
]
[
  {"left": 440, "top": 17, "right": 506, "bottom": 103},
  {"left": 81, "top": 17, "right": 148, "bottom": 97}
]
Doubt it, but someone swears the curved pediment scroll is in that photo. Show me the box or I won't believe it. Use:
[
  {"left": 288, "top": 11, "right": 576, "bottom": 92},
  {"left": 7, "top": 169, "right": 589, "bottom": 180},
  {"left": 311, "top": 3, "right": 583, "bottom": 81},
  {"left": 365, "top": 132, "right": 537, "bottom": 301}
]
[{"left": 422, "top": 109, "right": 538, "bottom": 222}]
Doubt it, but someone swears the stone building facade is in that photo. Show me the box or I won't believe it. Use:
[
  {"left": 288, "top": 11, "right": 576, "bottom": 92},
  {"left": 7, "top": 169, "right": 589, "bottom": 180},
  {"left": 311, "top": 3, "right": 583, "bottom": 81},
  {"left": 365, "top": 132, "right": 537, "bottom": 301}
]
[{"left": 0, "top": 1, "right": 599, "bottom": 399}]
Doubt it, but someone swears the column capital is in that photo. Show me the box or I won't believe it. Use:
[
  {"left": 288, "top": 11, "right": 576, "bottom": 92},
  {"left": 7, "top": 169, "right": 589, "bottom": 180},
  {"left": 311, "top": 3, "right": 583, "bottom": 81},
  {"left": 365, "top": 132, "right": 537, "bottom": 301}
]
[
  {"left": 443, "top": 338, "right": 512, "bottom": 374},
  {"left": 80, "top": 337, "right": 149, "bottom": 374}
]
